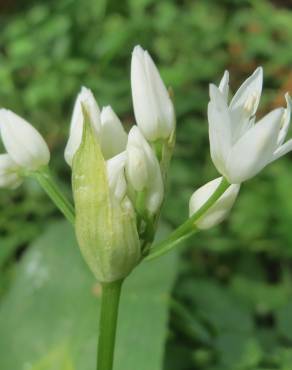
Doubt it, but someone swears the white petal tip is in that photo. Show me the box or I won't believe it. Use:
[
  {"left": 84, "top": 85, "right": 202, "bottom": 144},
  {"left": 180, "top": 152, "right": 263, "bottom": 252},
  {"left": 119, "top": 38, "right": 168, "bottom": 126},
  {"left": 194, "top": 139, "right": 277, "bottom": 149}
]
[{"left": 132, "top": 45, "right": 144, "bottom": 55}]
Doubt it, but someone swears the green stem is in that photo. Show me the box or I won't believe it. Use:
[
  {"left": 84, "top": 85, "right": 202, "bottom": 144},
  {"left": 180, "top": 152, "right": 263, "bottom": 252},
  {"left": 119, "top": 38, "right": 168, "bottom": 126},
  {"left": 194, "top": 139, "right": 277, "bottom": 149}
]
[
  {"left": 97, "top": 280, "right": 123, "bottom": 370},
  {"left": 32, "top": 167, "right": 75, "bottom": 224},
  {"left": 145, "top": 229, "right": 197, "bottom": 260},
  {"left": 146, "top": 177, "right": 229, "bottom": 260}
]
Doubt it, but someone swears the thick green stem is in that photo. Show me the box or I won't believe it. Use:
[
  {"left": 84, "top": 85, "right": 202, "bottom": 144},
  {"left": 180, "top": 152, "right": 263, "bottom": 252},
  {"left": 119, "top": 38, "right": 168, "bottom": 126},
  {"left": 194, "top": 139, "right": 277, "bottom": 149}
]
[
  {"left": 97, "top": 280, "right": 123, "bottom": 370},
  {"left": 32, "top": 167, "right": 75, "bottom": 224},
  {"left": 146, "top": 177, "right": 229, "bottom": 260}
]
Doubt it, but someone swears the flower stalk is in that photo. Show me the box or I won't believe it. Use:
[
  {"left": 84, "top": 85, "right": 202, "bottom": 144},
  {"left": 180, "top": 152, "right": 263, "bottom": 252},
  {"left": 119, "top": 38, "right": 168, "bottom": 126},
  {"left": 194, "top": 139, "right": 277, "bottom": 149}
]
[
  {"left": 146, "top": 177, "right": 230, "bottom": 260},
  {"left": 97, "top": 280, "right": 123, "bottom": 370},
  {"left": 32, "top": 167, "right": 75, "bottom": 224}
]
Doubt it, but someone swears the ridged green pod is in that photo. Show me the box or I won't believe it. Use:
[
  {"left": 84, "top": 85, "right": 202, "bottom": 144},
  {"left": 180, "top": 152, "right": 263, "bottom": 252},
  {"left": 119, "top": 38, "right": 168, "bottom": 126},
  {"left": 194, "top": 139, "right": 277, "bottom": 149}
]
[{"left": 72, "top": 109, "right": 140, "bottom": 282}]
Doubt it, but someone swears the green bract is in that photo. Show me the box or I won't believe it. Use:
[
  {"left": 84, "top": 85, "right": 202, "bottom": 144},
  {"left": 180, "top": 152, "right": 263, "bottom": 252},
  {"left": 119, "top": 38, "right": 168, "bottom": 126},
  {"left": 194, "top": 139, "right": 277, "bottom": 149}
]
[{"left": 72, "top": 108, "right": 140, "bottom": 282}]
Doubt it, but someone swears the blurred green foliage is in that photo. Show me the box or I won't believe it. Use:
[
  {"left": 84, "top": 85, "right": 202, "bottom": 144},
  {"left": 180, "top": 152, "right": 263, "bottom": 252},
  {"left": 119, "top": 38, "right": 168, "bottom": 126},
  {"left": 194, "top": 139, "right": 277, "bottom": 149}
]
[{"left": 1, "top": 0, "right": 292, "bottom": 369}]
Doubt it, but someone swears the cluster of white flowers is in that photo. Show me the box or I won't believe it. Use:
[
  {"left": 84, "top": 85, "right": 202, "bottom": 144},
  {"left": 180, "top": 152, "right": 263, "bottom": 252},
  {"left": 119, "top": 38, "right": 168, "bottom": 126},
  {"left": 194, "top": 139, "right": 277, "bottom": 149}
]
[
  {"left": 66, "top": 46, "right": 174, "bottom": 222},
  {"left": 0, "top": 45, "right": 291, "bottom": 260}
]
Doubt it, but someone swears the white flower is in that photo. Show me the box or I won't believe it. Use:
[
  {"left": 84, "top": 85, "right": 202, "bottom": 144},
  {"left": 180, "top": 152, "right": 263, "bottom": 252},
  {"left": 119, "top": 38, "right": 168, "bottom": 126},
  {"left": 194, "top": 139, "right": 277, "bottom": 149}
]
[
  {"left": 189, "top": 177, "right": 240, "bottom": 230},
  {"left": 65, "top": 87, "right": 101, "bottom": 166},
  {"left": 208, "top": 68, "right": 292, "bottom": 184},
  {"left": 131, "top": 45, "right": 175, "bottom": 141},
  {"left": 0, "top": 154, "right": 22, "bottom": 189},
  {"left": 100, "top": 106, "right": 128, "bottom": 160},
  {"left": 125, "top": 126, "right": 164, "bottom": 214},
  {"left": 0, "top": 109, "right": 50, "bottom": 171}
]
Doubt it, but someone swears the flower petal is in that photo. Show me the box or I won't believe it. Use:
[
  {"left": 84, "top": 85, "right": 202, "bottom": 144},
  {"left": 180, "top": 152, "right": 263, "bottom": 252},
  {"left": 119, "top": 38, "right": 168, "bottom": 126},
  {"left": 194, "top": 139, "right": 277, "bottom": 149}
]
[
  {"left": 65, "top": 87, "right": 101, "bottom": 166},
  {"left": 106, "top": 151, "right": 127, "bottom": 201},
  {"left": 131, "top": 45, "right": 175, "bottom": 141},
  {"left": 100, "top": 106, "right": 128, "bottom": 160},
  {"left": 126, "top": 126, "right": 164, "bottom": 214},
  {"left": 226, "top": 108, "right": 284, "bottom": 183},
  {"left": 131, "top": 46, "right": 158, "bottom": 141},
  {"left": 277, "top": 93, "right": 292, "bottom": 146},
  {"left": 208, "top": 84, "right": 232, "bottom": 176},
  {"left": 0, "top": 153, "right": 22, "bottom": 188},
  {"left": 144, "top": 50, "right": 175, "bottom": 138},
  {"left": 218, "top": 70, "right": 229, "bottom": 101},
  {"left": 272, "top": 138, "right": 292, "bottom": 161},
  {"left": 230, "top": 67, "right": 263, "bottom": 116},
  {"left": 0, "top": 109, "right": 50, "bottom": 170}
]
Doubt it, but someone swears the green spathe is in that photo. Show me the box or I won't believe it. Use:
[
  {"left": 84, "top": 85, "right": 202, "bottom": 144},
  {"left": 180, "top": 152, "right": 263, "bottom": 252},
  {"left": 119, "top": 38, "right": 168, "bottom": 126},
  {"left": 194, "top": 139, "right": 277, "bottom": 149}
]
[{"left": 72, "top": 109, "right": 140, "bottom": 282}]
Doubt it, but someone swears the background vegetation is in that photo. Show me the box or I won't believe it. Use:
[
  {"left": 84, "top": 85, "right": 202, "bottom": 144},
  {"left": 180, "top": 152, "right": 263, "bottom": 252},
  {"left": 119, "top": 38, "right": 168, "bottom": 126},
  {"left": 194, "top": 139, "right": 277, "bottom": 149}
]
[{"left": 1, "top": 0, "right": 292, "bottom": 369}]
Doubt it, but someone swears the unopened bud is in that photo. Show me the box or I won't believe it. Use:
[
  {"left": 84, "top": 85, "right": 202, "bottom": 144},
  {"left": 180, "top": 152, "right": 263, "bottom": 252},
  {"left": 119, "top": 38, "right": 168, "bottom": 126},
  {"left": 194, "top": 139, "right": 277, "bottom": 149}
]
[
  {"left": 0, "top": 109, "right": 50, "bottom": 171},
  {"left": 72, "top": 107, "right": 140, "bottom": 282},
  {"left": 126, "top": 126, "right": 164, "bottom": 215},
  {"left": 131, "top": 45, "right": 175, "bottom": 141},
  {"left": 189, "top": 177, "right": 240, "bottom": 230}
]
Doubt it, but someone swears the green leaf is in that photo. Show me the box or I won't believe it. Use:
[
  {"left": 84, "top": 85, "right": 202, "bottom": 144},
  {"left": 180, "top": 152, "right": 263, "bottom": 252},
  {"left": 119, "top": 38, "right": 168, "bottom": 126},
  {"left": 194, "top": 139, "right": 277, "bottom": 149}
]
[
  {"left": 275, "top": 300, "right": 292, "bottom": 342},
  {"left": 0, "top": 221, "right": 177, "bottom": 370},
  {"left": 30, "top": 344, "right": 75, "bottom": 370},
  {"left": 215, "top": 333, "right": 262, "bottom": 369}
]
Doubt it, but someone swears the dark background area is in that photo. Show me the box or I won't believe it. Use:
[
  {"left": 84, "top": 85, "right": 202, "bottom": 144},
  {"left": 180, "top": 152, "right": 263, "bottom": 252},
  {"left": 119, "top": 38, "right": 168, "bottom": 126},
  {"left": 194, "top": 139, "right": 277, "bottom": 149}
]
[{"left": 1, "top": 0, "right": 292, "bottom": 369}]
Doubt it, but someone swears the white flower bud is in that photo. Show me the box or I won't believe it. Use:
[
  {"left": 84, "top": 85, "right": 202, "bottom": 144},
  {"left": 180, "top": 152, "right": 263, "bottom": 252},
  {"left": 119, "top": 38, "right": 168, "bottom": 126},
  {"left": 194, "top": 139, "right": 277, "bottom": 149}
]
[
  {"left": 100, "top": 106, "right": 128, "bottom": 159},
  {"left": 126, "top": 126, "right": 164, "bottom": 214},
  {"left": 72, "top": 110, "right": 140, "bottom": 282},
  {"left": 189, "top": 177, "right": 240, "bottom": 230},
  {"left": 106, "top": 152, "right": 127, "bottom": 201},
  {"left": 0, "top": 109, "right": 50, "bottom": 171},
  {"left": 65, "top": 87, "right": 101, "bottom": 166},
  {"left": 0, "top": 154, "right": 22, "bottom": 189},
  {"left": 131, "top": 45, "right": 175, "bottom": 141}
]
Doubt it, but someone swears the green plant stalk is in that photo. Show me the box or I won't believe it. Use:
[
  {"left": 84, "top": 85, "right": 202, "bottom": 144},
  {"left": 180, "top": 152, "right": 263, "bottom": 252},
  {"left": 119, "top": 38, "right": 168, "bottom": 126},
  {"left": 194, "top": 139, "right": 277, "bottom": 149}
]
[
  {"left": 32, "top": 167, "right": 75, "bottom": 224},
  {"left": 97, "top": 280, "right": 123, "bottom": 370},
  {"left": 146, "top": 177, "right": 229, "bottom": 260}
]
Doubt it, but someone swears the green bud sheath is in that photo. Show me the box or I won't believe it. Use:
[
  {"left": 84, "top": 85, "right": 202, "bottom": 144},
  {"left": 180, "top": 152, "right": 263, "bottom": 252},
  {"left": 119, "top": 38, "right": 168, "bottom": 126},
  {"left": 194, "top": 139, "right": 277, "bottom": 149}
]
[{"left": 72, "top": 109, "right": 140, "bottom": 282}]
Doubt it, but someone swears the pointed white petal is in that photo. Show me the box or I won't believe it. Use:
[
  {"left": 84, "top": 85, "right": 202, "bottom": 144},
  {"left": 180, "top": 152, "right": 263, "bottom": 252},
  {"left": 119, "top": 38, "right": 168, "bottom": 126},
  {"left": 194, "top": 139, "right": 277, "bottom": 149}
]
[
  {"left": 0, "top": 109, "right": 50, "bottom": 170},
  {"left": 272, "top": 138, "right": 292, "bottom": 161},
  {"left": 226, "top": 108, "right": 284, "bottom": 183},
  {"left": 189, "top": 177, "right": 240, "bottom": 230},
  {"left": 218, "top": 70, "right": 229, "bottom": 101},
  {"left": 227, "top": 67, "right": 263, "bottom": 144},
  {"left": 144, "top": 50, "right": 175, "bottom": 138},
  {"left": 65, "top": 87, "right": 101, "bottom": 166},
  {"left": 230, "top": 67, "right": 263, "bottom": 116},
  {"left": 208, "top": 84, "right": 232, "bottom": 176},
  {"left": 100, "top": 106, "right": 128, "bottom": 160},
  {"left": 229, "top": 108, "right": 254, "bottom": 144},
  {"left": 277, "top": 93, "right": 292, "bottom": 146}
]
